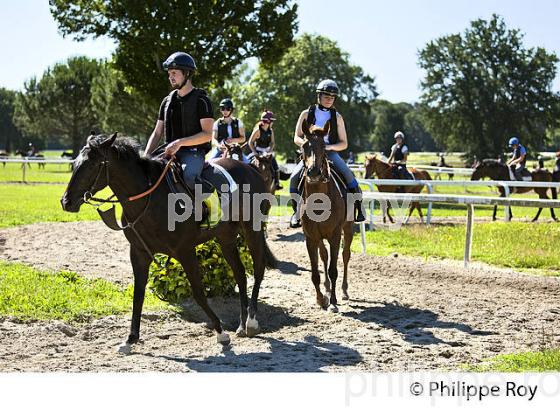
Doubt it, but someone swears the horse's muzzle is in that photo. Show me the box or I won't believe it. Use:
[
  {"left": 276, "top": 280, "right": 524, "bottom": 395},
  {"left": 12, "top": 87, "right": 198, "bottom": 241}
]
[{"left": 60, "top": 192, "right": 81, "bottom": 213}]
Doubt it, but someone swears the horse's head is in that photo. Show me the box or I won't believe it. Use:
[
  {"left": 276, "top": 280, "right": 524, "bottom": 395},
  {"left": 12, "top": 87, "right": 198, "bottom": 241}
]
[
  {"left": 223, "top": 142, "right": 244, "bottom": 161},
  {"left": 471, "top": 159, "right": 504, "bottom": 181},
  {"left": 301, "top": 119, "right": 329, "bottom": 183},
  {"left": 61, "top": 133, "right": 118, "bottom": 212},
  {"left": 253, "top": 152, "right": 273, "bottom": 172},
  {"left": 364, "top": 153, "right": 378, "bottom": 178}
]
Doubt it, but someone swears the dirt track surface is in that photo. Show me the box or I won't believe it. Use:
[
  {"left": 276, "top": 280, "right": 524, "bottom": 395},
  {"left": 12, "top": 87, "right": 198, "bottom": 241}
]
[{"left": 1, "top": 221, "right": 559, "bottom": 372}]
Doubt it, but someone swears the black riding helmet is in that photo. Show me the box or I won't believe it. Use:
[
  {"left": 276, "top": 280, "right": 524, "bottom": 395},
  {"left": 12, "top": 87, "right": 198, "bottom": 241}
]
[
  {"left": 316, "top": 79, "right": 339, "bottom": 96},
  {"left": 219, "top": 98, "right": 235, "bottom": 111},
  {"left": 162, "top": 52, "right": 197, "bottom": 71}
]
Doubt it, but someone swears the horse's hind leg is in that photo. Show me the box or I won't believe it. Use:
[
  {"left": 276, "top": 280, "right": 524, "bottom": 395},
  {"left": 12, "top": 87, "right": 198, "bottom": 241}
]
[
  {"left": 416, "top": 202, "right": 424, "bottom": 224},
  {"left": 319, "top": 240, "right": 330, "bottom": 294},
  {"left": 551, "top": 188, "right": 558, "bottom": 221},
  {"left": 306, "top": 237, "right": 328, "bottom": 309},
  {"left": 243, "top": 228, "right": 267, "bottom": 336},
  {"left": 118, "top": 245, "right": 152, "bottom": 354},
  {"left": 218, "top": 239, "right": 249, "bottom": 337},
  {"left": 178, "top": 249, "right": 229, "bottom": 345},
  {"left": 341, "top": 222, "right": 353, "bottom": 300}
]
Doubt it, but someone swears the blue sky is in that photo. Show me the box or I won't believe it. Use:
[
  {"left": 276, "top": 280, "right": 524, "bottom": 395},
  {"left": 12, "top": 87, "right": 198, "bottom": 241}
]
[{"left": 1, "top": 0, "right": 559, "bottom": 103}]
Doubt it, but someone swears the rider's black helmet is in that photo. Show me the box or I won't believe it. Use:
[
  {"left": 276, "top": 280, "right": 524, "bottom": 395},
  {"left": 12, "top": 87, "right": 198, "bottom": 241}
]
[
  {"left": 316, "top": 79, "right": 339, "bottom": 96},
  {"left": 162, "top": 52, "right": 197, "bottom": 71},
  {"left": 219, "top": 98, "right": 234, "bottom": 110}
]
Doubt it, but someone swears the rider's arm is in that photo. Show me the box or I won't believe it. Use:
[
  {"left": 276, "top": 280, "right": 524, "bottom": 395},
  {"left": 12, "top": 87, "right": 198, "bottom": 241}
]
[
  {"left": 144, "top": 119, "right": 164, "bottom": 156},
  {"left": 211, "top": 121, "right": 220, "bottom": 147},
  {"left": 177, "top": 118, "right": 214, "bottom": 147},
  {"left": 293, "top": 110, "right": 308, "bottom": 147},
  {"left": 232, "top": 123, "right": 246, "bottom": 145},
  {"left": 325, "top": 113, "right": 348, "bottom": 151},
  {"left": 387, "top": 145, "right": 396, "bottom": 163},
  {"left": 248, "top": 128, "right": 259, "bottom": 154},
  {"left": 270, "top": 128, "right": 275, "bottom": 151}
]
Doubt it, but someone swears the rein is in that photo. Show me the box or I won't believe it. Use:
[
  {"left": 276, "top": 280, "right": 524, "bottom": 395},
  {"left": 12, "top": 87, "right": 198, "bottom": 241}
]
[{"left": 82, "top": 153, "right": 175, "bottom": 269}]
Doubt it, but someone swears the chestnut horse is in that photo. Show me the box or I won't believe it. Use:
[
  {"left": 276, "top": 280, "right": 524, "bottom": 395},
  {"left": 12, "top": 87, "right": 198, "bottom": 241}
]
[
  {"left": 299, "top": 120, "right": 353, "bottom": 313},
  {"left": 364, "top": 154, "right": 432, "bottom": 223}
]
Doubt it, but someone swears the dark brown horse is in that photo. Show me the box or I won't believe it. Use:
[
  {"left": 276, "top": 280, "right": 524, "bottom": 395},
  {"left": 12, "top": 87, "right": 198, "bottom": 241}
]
[
  {"left": 250, "top": 152, "right": 276, "bottom": 195},
  {"left": 61, "top": 134, "right": 276, "bottom": 353},
  {"left": 300, "top": 120, "right": 353, "bottom": 313},
  {"left": 364, "top": 154, "right": 432, "bottom": 223},
  {"left": 471, "top": 159, "right": 558, "bottom": 221}
]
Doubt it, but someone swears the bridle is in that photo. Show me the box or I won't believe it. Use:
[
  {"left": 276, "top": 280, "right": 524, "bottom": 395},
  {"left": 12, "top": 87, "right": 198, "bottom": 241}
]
[
  {"left": 302, "top": 135, "right": 331, "bottom": 184},
  {"left": 80, "top": 148, "right": 175, "bottom": 267}
]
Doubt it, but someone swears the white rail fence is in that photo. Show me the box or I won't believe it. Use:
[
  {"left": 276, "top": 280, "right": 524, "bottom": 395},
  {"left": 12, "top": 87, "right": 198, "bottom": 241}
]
[
  {"left": 0, "top": 158, "right": 74, "bottom": 182},
  {"left": 357, "top": 178, "right": 560, "bottom": 227},
  {"left": 349, "top": 163, "right": 474, "bottom": 176},
  {"left": 358, "top": 191, "right": 560, "bottom": 267}
]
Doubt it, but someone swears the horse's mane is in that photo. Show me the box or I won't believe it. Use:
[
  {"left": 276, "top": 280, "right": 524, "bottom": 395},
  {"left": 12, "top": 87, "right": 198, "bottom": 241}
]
[
  {"left": 89, "top": 135, "right": 163, "bottom": 174},
  {"left": 481, "top": 158, "right": 504, "bottom": 167}
]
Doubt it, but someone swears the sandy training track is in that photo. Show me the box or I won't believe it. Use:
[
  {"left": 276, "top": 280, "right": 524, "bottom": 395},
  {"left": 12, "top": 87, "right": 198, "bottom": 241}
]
[{"left": 1, "top": 221, "right": 559, "bottom": 372}]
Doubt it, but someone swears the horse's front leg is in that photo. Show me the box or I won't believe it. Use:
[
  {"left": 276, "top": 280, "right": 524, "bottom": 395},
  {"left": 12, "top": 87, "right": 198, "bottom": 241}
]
[
  {"left": 306, "top": 237, "right": 328, "bottom": 308},
  {"left": 178, "top": 248, "right": 230, "bottom": 345},
  {"left": 341, "top": 221, "right": 353, "bottom": 300},
  {"left": 319, "top": 241, "right": 330, "bottom": 294},
  {"left": 118, "top": 245, "right": 151, "bottom": 354},
  {"left": 326, "top": 233, "right": 342, "bottom": 313}
]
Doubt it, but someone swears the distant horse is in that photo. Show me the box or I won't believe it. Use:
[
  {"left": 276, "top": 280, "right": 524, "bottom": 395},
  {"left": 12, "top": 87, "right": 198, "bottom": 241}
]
[
  {"left": 222, "top": 142, "right": 245, "bottom": 162},
  {"left": 299, "top": 120, "right": 353, "bottom": 312},
  {"left": 471, "top": 159, "right": 557, "bottom": 221},
  {"left": 364, "top": 154, "right": 432, "bottom": 223},
  {"left": 431, "top": 153, "right": 454, "bottom": 181},
  {"left": 553, "top": 152, "right": 560, "bottom": 183},
  {"left": 61, "top": 134, "right": 277, "bottom": 353},
  {"left": 61, "top": 151, "right": 75, "bottom": 171},
  {"left": 15, "top": 149, "right": 45, "bottom": 169}
]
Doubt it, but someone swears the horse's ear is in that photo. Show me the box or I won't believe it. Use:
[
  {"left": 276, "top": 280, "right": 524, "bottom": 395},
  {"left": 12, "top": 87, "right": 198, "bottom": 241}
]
[
  {"left": 101, "top": 132, "right": 118, "bottom": 148},
  {"left": 301, "top": 118, "right": 310, "bottom": 137}
]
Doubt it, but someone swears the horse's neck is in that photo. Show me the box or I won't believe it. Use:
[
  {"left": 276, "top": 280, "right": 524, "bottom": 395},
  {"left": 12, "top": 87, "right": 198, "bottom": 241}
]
[
  {"left": 108, "top": 157, "right": 161, "bottom": 213},
  {"left": 375, "top": 160, "right": 392, "bottom": 178}
]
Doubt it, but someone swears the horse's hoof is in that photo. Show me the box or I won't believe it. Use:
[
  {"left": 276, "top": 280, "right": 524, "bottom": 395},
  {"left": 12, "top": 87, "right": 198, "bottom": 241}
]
[
  {"left": 235, "top": 326, "right": 247, "bottom": 337},
  {"left": 117, "top": 342, "right": 133, "bottom": 355},
  {"left": 327, "top": 304, "right": 339, "bottom": 313},
  {"left": 342, "top": 292, "right": 349, "bottom": 301},
  {"left": 245, "top": 317, "right": 260, "bottom": 337},
  {"left": 217, "top": 331, "right": 231, "bottom": 345},
  {"left": 318, "top": 295, "right": 329, "bottom": 309}
]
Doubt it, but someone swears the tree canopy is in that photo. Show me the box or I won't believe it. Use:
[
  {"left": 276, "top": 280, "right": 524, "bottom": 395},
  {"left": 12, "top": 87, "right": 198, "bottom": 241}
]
[
  {"left": 225, "top": 34, "right": 378, "bottom": 156},
  {"left": 14, "top": 56, "right": 102, "bottom": 155},
  {"left": 49, "top": 0, "right": 298, "bottom": 105},
  {"left": 419, "top": 14, "right": 560, "bottom": 160},
  {"left": 0, "top": 88, "right": 23, "bottom": 152}
]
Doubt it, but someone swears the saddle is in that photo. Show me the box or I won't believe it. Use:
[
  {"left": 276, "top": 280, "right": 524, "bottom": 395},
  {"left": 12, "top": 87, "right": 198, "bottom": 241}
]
[
  {"left": 165, "top": 158, "right": 238, "bottom": 228},
  {"left": 508, "top": 166, "right": 532, "bottom": 182}
]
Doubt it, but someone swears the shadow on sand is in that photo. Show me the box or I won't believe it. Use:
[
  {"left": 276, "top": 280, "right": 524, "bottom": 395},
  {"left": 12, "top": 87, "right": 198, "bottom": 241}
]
[{"left": 343, "top": 301, "right": 495, "bottom": 346}]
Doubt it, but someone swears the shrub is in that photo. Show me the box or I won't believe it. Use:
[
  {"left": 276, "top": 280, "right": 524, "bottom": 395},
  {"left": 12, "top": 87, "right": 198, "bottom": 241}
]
[{"left": 148, "top": 237, "right": 253, "bottom": 303}]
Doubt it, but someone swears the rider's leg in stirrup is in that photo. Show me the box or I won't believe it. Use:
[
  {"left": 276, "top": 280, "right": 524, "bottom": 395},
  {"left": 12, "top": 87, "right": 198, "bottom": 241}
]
[
  {"left": 327, "top": 151, "right": 366, "bottom": 222},
  {"left": 289, "top": 160, "right": 304, "bottom": 228},
  {"left": 272, "top": 156, "right": 282, "bottom": 189}
]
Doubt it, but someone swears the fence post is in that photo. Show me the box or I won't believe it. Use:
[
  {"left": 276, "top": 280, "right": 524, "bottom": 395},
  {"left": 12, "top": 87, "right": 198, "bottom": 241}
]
[
  {"left": 22, "top": 160, "right": 27, "bottom": 183},
  {"left": 464, "top": 204, "right": 474, "bottom": 268},
  {"left": 499, "top": 183, "right": 511, "bottom": 221},
  {"left": 425, "top": 182, "right": 433, "bottom": 225}
]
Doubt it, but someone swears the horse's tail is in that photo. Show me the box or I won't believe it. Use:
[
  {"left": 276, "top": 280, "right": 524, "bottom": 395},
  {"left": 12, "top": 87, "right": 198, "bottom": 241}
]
[{"left": 263, "top": 240, "right": 278, "bottom": 269}]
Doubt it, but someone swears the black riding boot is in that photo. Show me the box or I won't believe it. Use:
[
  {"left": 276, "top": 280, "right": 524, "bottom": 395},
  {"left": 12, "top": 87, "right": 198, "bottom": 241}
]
[
  {"left": 289, "top": 198, "right": 301, "bottom": 228},
  {"left": 274, "top": 171, "right": 283, "bottom": 190},
  {"left": 348, "top": 186, "right": 366, "bottom": 223}
]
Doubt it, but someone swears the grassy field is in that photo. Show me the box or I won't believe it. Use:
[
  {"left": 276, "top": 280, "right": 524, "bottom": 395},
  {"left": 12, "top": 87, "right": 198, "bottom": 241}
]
[
  {"left": 351, "top": 222, "right": 560, "bottom": 275},
  {"left": 465, "top": 349, "right": 560, "bottom": 371},
  {"left": 0, "top": 261, "right": 170, "bottom": 322},
  {"left": 0, "top": 184, "right": 102, "bottom": 228}
]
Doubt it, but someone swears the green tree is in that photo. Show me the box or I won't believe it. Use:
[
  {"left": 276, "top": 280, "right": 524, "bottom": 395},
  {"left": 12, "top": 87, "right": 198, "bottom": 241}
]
[
  {"left": 49, "top": 0, "right": 298, "bottom": 104},
  {"left": 403, "top": 105, "right": 441, "bottom": 152},
  {"left": 14, "top": 56, "right": 102, "bottom": 155},
  {"left": 91, "top": 62, "right": 153, "bottom": 141},
  {"left": 370, "top": 100, "right": 412, "bottom": 155},
  {"left": 0, "top": 88, "right": 23, "bottom": 152},
  {"left": 227, "top": 34, "right": 377, "bottom": 156},
  {"left": 419, "top": 14, "right": 560, "bottom": 160}
]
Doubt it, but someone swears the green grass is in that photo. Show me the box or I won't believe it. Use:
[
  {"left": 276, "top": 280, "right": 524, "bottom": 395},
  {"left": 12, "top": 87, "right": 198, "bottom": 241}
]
[
  {"left": 0, "top": 184, "right": 104, "bottom": 228},
  {"left": 465, "top": 349, "right": 560, "bottom": 372},
  {"left": 352, "top": 221, "right": 560, "bottom": 274},
  {"left": 0, "top": 261, "right": 170, "bottom": 322}
]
